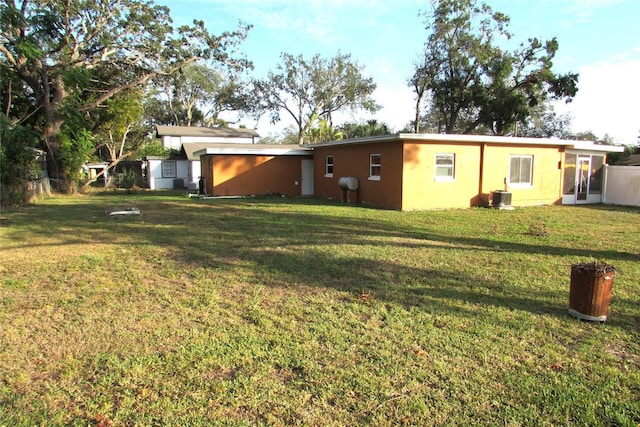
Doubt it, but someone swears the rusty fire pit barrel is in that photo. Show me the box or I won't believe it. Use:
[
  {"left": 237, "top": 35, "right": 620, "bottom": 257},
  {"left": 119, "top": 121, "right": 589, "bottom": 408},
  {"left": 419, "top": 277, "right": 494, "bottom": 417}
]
[{"left": 569, "top": 262, "right": 616, "bottom": 322}]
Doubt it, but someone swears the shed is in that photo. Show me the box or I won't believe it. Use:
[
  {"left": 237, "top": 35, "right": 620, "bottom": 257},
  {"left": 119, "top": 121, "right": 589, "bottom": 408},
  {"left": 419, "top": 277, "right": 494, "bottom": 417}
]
[{"left": 196, "top": 144, "right": 313, "bottom": 197}]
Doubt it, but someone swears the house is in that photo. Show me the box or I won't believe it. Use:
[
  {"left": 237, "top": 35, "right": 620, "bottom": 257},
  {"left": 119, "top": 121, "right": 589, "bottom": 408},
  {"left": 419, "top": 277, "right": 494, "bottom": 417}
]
[
  {"left": 156, "top": 125, "right": 260, "bottom": 148},
  {"left": 149, "top": 126, "right": 624, "bottom": 210},
  {"left": 146, "top": 126, "right": 261, "bottom": 190},
  {"left": 618, "top": 153, "right": 640, "bottom": 166},
  {"left": 308, "top": 134, "right": 624, "bottom": 210}
]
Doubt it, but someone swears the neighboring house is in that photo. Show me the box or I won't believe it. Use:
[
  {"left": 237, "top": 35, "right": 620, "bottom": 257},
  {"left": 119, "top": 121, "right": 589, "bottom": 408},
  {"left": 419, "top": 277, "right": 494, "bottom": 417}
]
[
  {"left": 618, "top": 154, "right": 640, "bottom": 166},
  {"left": 309, "top": 134, "right": 623, "bottom": 210},
  {"left": 156, "top": 125, "right": 260, "bottom": 148},
  {"left": 147, "top": 126, "right": 261, "bottom": 190},
  {"left": 145, "top": 154, "right": 190, "bottom": 190}
]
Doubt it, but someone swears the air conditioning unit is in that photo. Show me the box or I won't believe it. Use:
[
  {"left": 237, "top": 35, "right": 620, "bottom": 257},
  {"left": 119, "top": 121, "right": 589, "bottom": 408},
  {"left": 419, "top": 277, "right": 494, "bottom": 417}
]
[
  {"left": 173, "top": 178, "right": 184, "bottom": 189},
  {"left": 491, "top": 190, "right": 513, "bottom": 209}
]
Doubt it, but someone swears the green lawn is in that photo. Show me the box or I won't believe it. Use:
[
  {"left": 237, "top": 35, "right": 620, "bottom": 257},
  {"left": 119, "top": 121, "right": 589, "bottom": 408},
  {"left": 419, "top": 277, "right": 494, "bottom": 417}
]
[{"left": 1, "top": 192, "right": 639, "bottom": 426}]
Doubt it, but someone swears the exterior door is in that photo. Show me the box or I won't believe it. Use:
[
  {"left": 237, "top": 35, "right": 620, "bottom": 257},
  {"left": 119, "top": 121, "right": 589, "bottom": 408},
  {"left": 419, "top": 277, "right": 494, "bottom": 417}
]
[
  {"left": 301, "top": 159, "right": 314, "bottom": 196},
  {"left": 576, "top": 157, "right": 590, "bottom": 202}
]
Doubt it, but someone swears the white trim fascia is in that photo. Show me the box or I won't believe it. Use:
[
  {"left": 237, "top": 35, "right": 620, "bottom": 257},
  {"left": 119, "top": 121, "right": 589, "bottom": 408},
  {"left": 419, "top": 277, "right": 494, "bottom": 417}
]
[
  {"left": 569, "top": 141, "right": 626, "bottom": 153},
  {"left": 180, "top": 137, "right": 255, "bottom": 144},
  {"left": 304, "top": 133, "right": 626, "bottom": 152},
  {"left": 194, "top": 147, "right": 312, "bottom": 157}
]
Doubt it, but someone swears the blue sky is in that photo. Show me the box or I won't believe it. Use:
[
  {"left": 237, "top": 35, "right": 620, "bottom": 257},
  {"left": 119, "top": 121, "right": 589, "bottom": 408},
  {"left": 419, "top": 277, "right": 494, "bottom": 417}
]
[{"left": 158, "top": 0, "right": 640, "bottom": 145}]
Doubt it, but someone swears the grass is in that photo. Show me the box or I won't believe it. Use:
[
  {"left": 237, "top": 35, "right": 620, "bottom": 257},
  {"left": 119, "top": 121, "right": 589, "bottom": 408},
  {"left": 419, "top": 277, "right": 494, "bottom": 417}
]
[{"left": 0, "top": 191, "right": 639, "bottom": 426}]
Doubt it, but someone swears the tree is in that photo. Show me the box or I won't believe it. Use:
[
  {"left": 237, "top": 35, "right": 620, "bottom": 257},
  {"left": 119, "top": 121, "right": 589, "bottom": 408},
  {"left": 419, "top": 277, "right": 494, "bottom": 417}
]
[
  {"left": 146, "top": 62, "right": 254, "bottom": 127},
  {"left": 257, "top": 126, "right": 300, "bottom": 145},
  {"left": 409, "top": 0, "right": 578, "bottom": 135},
  {"left": 516, "top": 101, "right": 573, "bottom": 138},
  {"left": 0, "top": 117, "right": 42, "bottom": 207},
  {"left": 254, "top": 52, "right": 379, "bottom": 144},
  {"left": 409, "top": 57, "right": 440, "bottom": 134},
  {"left": 338, "top": 120, "right": 392, "bottom": 139},
  {"left": 0, "top": 0, "right": 251, "bottom": 191},
  {"left": 307, "top": 115, "right": 344, "bottom": 144},
  {"left": 82, "top": 89, "right": 146, "bottom": 188}
]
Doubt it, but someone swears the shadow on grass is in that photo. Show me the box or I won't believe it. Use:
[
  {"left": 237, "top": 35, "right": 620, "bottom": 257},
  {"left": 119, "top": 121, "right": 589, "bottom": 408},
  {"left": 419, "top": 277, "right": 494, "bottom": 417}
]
[
  {"left": 5, "top": 195, "right": 639, "bottom": 260},
  {"left": 3, "top": 194, "right": 638, "bottom": 325},
  {"left": 246, "top": 246, "right": 569, "bottom": 320}
]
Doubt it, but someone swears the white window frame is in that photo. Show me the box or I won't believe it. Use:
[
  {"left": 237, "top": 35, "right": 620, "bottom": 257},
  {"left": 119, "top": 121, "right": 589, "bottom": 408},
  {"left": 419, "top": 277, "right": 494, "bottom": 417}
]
[
  {"left": 434, "top": 153, "right": 455, "bottom": 181},
  {"left": 325, "top": 155, "right": 334, "bottom": 177},
  {"left": 369, "top": 154, "right": 381, "bottom": 181},
  {"left": 162, "top": 161, "right": 177, "bottom": 178},
  {"left": 508, "top": 155, "right": 533, "bottom": 187}
]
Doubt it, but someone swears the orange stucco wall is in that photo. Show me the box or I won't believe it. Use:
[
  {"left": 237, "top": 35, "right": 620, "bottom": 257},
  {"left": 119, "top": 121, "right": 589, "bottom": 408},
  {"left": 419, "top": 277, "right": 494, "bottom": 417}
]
[
  {"left": 198, "top": 138, "right": 567, "bottom": 210},
  {"left": 315, "top": 138, "right": 566, "bottom": 210},
  {"left": 200, "top": 154, "right": 311, "bottom": 197},
  {"left": 401, "top": 142, "right": 482, "bottom": 210},
  {"left": 480, "top": 143, "right": 564, "bottom": 206},
  {"left": 313, "top": 141, "right": 404, "bottom": 210}
]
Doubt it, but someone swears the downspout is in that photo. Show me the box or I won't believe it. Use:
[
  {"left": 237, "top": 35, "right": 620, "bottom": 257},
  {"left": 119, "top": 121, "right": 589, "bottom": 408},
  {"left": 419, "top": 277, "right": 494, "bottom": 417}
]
[
  {"left": 559, "top": 148, "right": 565, "bottom": 204},
  {"left": 209, "top": 156, "right": 214, "bottom": 196},
  {"left": 602, "top": 163, "right": 609, "bottom": 204},
  {"left": 478, "top": 143, "right": 485, "bottom": 206}
]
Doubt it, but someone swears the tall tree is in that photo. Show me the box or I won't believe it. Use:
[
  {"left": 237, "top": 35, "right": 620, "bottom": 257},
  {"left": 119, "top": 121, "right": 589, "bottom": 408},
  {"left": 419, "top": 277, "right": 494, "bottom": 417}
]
[
  {"left": 409, "top": 0, "right": 578, "bottom": 135},
  {"left": 254, "top": 52, "right": 378, "bottom": 144},
  {"left": 147, "top": 62, "right": 254, "bottom": 127},
  {"left": 0, "top": 0, "right": 250, "bottom": 191}
]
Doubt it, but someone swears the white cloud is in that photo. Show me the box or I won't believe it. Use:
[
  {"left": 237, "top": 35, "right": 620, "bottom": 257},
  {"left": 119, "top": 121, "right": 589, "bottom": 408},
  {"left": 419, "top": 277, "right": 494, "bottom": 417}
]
[
  {"left": 192, "top": 0, "right": 423, "bottom": 46},
  {"left": 555, "top": 0, "right": 626, "bottom": 28},
  {"left": 556, "top": 57, "right": 640, "bottom": 145},
  {"left": 371, "top": 84, "right": 416, "bottom": 131}
]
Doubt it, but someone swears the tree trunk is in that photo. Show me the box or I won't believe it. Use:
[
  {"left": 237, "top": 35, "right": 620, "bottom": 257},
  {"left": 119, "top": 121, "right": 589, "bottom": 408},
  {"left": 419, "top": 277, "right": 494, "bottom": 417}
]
[
  {"left": 41, "top": 74, "right": 75, "bottom": 193},
  {"left": 414, "top": 93, "right": 423, "bottom": 134},
  {"left": 43, "top": 119, "right": 68, "bottom": 191},
  {"left": 80, "top": 155, "right": 130, "bottom": 191}
]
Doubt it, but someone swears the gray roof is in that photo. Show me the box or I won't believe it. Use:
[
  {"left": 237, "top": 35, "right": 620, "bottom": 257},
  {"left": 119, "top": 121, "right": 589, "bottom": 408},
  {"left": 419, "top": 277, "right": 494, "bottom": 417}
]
[
  {"left": 156, "top": 125, "right": 260, "bottom": 138},
  {"left": 619, "top": 154, "right": 640, "bottom": 166}
]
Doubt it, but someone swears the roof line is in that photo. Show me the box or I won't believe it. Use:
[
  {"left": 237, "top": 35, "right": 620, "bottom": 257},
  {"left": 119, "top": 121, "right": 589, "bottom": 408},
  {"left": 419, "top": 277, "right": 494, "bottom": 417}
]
[
  {"left": 302, "top": 133, "right": 625, "bottom": 151},
  {"left": 194, "top": 146, "right": 312, "bottom": 157}
]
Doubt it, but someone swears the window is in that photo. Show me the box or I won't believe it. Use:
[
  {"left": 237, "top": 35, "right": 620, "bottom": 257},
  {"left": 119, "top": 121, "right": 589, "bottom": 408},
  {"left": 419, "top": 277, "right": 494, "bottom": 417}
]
[
  {"left": 589, "top": 155, "right": 604, "bottom": 195},
  {"left": 435, "top": 154, "right": 455, "bottom": 180},
  {"left": 509, "top": 155, "right": 533, "bottom": 186},
  {"left": 563, "top": 153, "right": 576, "bottom": 195},
  {"left": 162, "top": 161, "right": 177, "bottom": 178},
  {"left": 369, "top": 154, "right": 381, "bottom": 181},
  {"left": 325, "top": 155, "right": 334, "bottom": 177}
]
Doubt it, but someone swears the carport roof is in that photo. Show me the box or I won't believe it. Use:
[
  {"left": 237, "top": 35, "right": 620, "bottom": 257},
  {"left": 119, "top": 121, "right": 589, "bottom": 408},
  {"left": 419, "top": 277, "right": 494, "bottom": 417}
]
[{"left": 191, "top": 144, "right": 311, "bottom": 159}]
